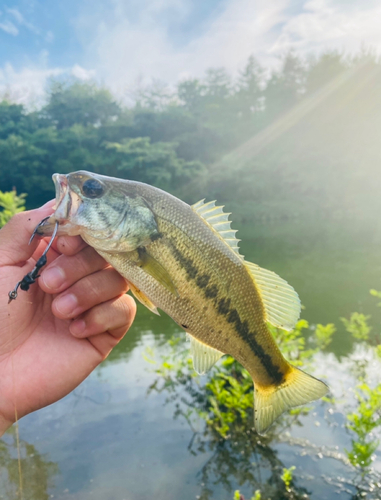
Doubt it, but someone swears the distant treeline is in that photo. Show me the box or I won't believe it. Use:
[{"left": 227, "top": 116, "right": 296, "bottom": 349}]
[{"left": 0, "top": 50, "right": 380, "bottom": 220}]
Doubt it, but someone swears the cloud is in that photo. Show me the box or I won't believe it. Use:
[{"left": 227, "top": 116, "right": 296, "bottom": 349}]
[
  {"left": 71, "top": 64, "right": 96, "bottom": 80},
  {"left": 75, "top": 0, "right": 381, "bottom": 97},
  {"left": 5, "top": 7, "right": 40, "bottom": 35},
  {"left": 0, "top": 20, "right": 18, "bottom": 36},
  {"left": 6, "top": 7, "right": 24, "bottom": 24},
  {"left": 0, "top": 60, "right": 99, "bottom": 108},
  {"left": 76, "top": 0, "right": 289, "bottom": 95},
  {"left": 2, "top": 0, "right": 381, "bottom": 107},
  {"left": 272, "top": 0, "right": 381, "bottom": 56},
  {"left": 0, "top": 63, "right": 63, "bottom": 107}
]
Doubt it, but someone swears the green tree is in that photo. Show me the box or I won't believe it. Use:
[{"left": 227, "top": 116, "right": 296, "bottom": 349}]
[
  {"left": 0, "top": 189, "right": 26, "bottom": 227},
  {"left": 105, "top": 137, "right": 204, "bottom": 191},
  {"left": 44, "top": 79, "right": 121, "bottom": 129}
]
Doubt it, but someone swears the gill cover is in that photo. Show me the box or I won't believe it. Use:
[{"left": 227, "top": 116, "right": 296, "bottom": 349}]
[{"left": 60, "top": 171, "right": 160, "bottom": 252}]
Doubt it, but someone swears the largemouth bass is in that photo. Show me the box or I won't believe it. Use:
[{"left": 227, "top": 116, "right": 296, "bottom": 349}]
[{"left": 38, "top": 171, "right": 328, "bottom": 434}]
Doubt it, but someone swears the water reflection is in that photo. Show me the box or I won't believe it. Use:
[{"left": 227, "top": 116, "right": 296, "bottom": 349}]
[
  {"left": 0, "top": 427, "right": 58, "bottom": 500},
  {"left": 188, "top": 429, "right": 311, "bottom": 500}
]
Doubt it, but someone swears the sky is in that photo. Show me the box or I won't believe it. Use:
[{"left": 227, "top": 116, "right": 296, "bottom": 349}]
[{"left": 0, "top": 0, "right": 381, "bottom": 106}]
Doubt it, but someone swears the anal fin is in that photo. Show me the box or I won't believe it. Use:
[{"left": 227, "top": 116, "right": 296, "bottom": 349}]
[
  {"left": 129, "top": 282, "right": 160, "bottom": 315},
  {"left": 187, "top": 333, "right": 224, "bottom": 375}
]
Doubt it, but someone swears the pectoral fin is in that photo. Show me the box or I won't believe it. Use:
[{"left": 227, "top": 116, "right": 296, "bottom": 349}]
[
  {"left": 129, "top": 282, "right": 160, "bottom": 315},
  {"left": 187, "top": 333, "right": 224, "bottom": 375},
  {"left": 137, "top": 248, "right": 178, "bottom": 296}
]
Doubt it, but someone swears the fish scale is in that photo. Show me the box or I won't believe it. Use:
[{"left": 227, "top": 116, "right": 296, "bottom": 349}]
[{"left": 37, "top": 170, "right": 329, "bottom": 434}]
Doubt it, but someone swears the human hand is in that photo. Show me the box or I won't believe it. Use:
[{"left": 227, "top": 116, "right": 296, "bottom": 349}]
[{"left": 0, "top": 202, "right": 136, "bottom": 435}]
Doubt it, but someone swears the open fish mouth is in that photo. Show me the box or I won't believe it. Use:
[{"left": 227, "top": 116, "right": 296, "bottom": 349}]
[
  {"left": 53, "top": 173, "right": 68, "bottom": 211},
  {"left": 52, "top": 173, "right": 82, "bottom": 224}
]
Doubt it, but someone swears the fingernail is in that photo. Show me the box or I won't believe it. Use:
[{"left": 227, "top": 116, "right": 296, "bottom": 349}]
[
  {"left": 42, "top": 267, "right": 65, "bottom": 290},
  {"left": 55, "top": 294, "right": 78, "bottom": 316},
  {"left": 70, "top": 319, "right": 86, "bottom": 336}
]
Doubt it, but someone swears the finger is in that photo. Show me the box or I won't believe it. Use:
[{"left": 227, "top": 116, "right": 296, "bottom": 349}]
[
  {"left": 39, "top": 246, "right": 109, "bottom": 294},
  {"left": 51, "top": 267, "right": 129, "bottom": 319},
  {"left": 55, "top": 235, "right": 87, "bottom": 256},
  {"left": 0, "top": 201, "right": 55, "bottom": 267},
  {"left": 83, "top": 296, "right": 137, "bottom": 359},
  {"left": 70, "top": 294, "right": 136, "bottom": 339}
]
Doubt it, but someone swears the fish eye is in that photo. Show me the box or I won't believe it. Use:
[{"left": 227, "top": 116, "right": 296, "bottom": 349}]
[{"left": 82, "top": 179, "right": 104, "bottom": 199}]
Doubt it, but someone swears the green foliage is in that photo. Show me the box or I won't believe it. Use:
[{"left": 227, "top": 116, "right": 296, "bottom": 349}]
[
  {"left": 314, "top": 323, "right": 336, "bottom": 350},
  {"left": 105, "top": 137, "right": 204, "bottom": 190},
  {"left": 271, "top": 319, "right": 309, "bottom": 366},
  {"left": 0, "top": 189, "right": 26, "bottom": 228},
  {"left": 281, "top": 466, "right": 296, "bottom": 491},
  {"left": 233, "top": 490, "right": 262, "bottom": 500},
  {"left": 341, "top": 313, "right": 372, "bottom": 341},
  {"left": 346, "top": 383, "right": 381, "bottom": 472},
  {"left": 370, "top": 289, "right": 381, "bottom": 307},
  {"left": 1, "top": 49, "right": 380, "bottom": 221},
  {"left": 45, "top": 79, "right": 121, "bottom": 129},
  {"left": 202, "top": 357, "right": 253, "bottom": 438}
]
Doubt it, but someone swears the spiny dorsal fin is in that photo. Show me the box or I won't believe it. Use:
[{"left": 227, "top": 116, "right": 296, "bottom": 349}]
[
  {"left": 245, "top": 261, "right": 301, "bottom": 331},
  {"left": 192, "top": 199, "right": 242, "bottom": 257},
  {"left": 187, "top": 333, "right": 224, "bottom": 375}
]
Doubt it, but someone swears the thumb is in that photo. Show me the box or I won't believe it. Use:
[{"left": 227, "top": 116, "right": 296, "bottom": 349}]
[{"left": 0, "top": 201, "right": 55, "bottom": 266}]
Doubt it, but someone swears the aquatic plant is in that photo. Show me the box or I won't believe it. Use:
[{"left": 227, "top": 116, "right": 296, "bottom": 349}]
[
  {"left": 341, "top": 313, "right": 372, "bottom": 342},
  {"left": 147, "top": 290, "right": 381, "bottom": 499}
]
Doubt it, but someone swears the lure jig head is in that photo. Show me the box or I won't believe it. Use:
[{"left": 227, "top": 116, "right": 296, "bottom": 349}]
[{"left": 8, "top": 219, "right": 59, "bottom": 303}]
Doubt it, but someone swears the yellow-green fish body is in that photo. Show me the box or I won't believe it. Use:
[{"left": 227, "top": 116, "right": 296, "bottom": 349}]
[{"left": 39, "top": 171, "right": 328, "bottom": 434}]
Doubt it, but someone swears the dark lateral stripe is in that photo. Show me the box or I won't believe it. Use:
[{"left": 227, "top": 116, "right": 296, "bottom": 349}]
[
  {"left": 150, "top": 232, "right": 163, "bottom": 242},
  {"left": 205, "top": 284, "right": 218, "bottom": 298},
  {"left": 218, "top": 298, "right": 284, "bottom": 384},
  {"left": 170, "top": 244, "right": 198, "bottom": 280},
  {"left": 196, "top": 274, "right": 210, "bottom": 288},
  {"left": 169, "top": 239, "right": 283, "bottom": 383}
]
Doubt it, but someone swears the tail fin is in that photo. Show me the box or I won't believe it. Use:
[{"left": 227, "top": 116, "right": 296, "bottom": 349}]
[{"left": 253, "top": 366, "right": 329, "bottom": 435}]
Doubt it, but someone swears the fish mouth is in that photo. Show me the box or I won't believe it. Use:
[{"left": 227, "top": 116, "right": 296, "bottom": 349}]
[
  {"left": 53, "top": 174, "right": 68, "bottom": 211},
  {"left": 35, "top": 174, "right": 83, "bottom": 237},
  {"left": 52, "top": 173, "right": 82, "bottom": 225}
]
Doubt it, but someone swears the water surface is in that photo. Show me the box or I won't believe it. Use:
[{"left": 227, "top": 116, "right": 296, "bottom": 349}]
[{"left": 1, "top": 215, "right": 381, "bottom": 499}]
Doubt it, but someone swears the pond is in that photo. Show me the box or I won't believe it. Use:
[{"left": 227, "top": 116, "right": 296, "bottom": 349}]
[{"left": 1, "top": 213, "right": 381, "bottom": 500}]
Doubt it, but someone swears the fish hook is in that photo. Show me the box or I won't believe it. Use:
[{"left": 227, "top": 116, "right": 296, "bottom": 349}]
[{"left": 8, "top": 220, "right": 59, "bottom": 303}]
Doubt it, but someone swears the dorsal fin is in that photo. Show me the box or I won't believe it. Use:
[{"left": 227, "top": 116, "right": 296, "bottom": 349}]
[
  {"left": 192, "top": 199, "right": 242, "bottom": 257},
  {"left": 244, "top": 261, "right": 301, "bottom": 331}
]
